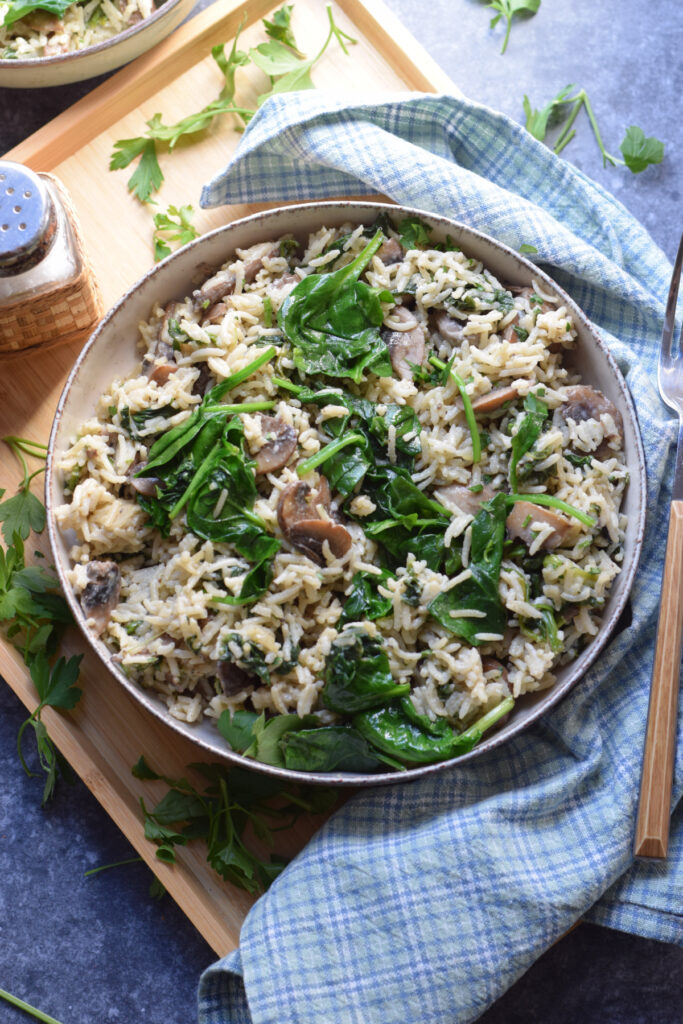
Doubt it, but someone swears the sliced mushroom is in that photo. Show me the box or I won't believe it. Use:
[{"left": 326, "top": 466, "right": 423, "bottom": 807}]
[
  {"left": 561, "top": 386, "right": 624, "bottom": 445},
  {"left": 24, "top": 10, "right": 62, "bottom": 30},
  {"left": 272, "top": 272, "right": 300, "bottom": 297},
  {"left": 481, "top": 657, "right": 509, "bottom": 685},
  {"left": 193, "top": 271, "right": 236, "bottom": 311},
  {"left": 277, "top": 477, "right": 331, "bottom": 534},
  {"left": 253, "top": 415, "right": 298, "bottom": 474},
  {"left": 143, "top": 301, "right": 179, "bottom": 374},
  {"left": 434, "top": 483, "right": 496, "bottom": 517},
  {"left": 243, "top": 258, "right": 264, "bottom": 284},
  {"left": 377, "top": 237, "right": 404, "bottom": 266},
  {"left": 289, "top": 519, "right": 352, "bottom": 563},
  {"left": 432, "top": 309, "right": 465, "bottom": 345},
  {"left": 148, "top": 364, "right": 177, "bottom": 386},
  {"left": 505, "top": 500, "right": 572, "bottom": 551},
  {"left": 192, "top": 362, "right": 214, "bottom": 397},
  {"left": 130, "top": 476, "right": 161, "bottom": 498},
  {"left": 382, "top": 305, "right": 426, "bottom": 380},
  {"left": 217, "top": 660, "right": 254, "bottom": 697},
  {"left": 276, "top": 478, "right": 351, "bottom": 565},
  {"left": 472, "top": 386, "right": 519, "bottom": 414},
  {"left": 81, "top": 561, "right": 121, "bottom": 636}
]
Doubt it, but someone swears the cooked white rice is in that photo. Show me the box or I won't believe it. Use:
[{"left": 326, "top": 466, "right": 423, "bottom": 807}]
[
  {"left": 0, "top": 0, "right": 154, "bottom": 59},
  {"left": 55, "top": 218, "right": 628, "bottom": 757}
]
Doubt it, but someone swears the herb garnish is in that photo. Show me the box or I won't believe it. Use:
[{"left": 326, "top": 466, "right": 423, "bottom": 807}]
[
  {"left": 133, "top": 755, "right": 336, "bottom": 893},
  {"left": 487, "top": 0, "right": 541, "bottom": 54},
  {"left": 152, "top": 203, "right": 199, "bottom": 262},
  {"left": 110, "top": 5, "right": 356, "bottom": 203},
  {"left": 0, "top": 436, "right": 82, "bottom": 803},
  {"left": 524, "top": 85, "right": 664, "bottom": 174}
]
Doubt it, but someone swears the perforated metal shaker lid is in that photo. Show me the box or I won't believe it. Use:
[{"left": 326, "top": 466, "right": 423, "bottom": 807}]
[{"left": 0, "top": 161, "right": 57, "bottom": 277}]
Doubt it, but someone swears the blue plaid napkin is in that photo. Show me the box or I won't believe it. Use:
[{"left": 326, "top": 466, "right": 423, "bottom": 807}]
[{"left": 198, "top": 94, "right": 683, "bottom": 1024}]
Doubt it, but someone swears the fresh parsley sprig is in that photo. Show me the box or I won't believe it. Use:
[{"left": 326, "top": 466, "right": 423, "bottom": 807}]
[
  {"left": 487, "top": 0, "right": 541, "bottom": 54},
  {"left": 1, "top": 436, "right": 82, "bottom": 803},
  {"left": 111, "top": 4, "right": 356, "bottom": 204},
  {"left": 524, "top": 85, "right": 664, "bottom": 174},
  {"left": 132, "top": 755, "right": 337, "bottom": 895},
  {"left": 17, "top": 653, "right": 83, "bottom": 805},
  {"left": 0, "top": 986, "right": 65, "bottom": 1024},
  {"left": 152, "top": 203, "right": 199, "bottom": 261}
]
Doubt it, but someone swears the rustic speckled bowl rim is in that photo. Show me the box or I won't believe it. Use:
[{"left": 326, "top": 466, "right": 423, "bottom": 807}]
[
  {"left": 0, "top": 0, "right": 187, "bottom": 70},
  {"left": 46, "top": 201, "right": 647, "bottom": 787}
]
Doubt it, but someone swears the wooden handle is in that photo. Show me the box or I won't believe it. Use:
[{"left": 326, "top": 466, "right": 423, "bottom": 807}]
[{"left": 634, "top": 500, "right": 683, "bottom": 858}]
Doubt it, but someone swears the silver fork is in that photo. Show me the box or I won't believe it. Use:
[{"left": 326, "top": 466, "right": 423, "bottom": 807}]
[{"left": 634, "top": 231, "right": 683, "bottom": 859}]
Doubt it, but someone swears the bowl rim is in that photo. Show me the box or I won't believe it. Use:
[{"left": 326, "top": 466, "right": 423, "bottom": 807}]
[
  {"left": 0, "top": 0, "right": 187, "bottom": 69},
  {"left": 46, "top": 199, "right": 647, "bottom": 787}
]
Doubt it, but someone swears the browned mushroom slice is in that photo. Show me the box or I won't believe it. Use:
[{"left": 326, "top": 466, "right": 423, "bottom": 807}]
[
  {"left": 143, "top": 302, "right": 180, "bottom": 373},
  {"left": 253, "top": 415, "right": 298, "bottom": 474},
  {"left": 130, "top": 476, "right": 162, "bottom": 498},
  {"left": 148, "top": 364, "right": 177, "bottom": 386},
  {"left": 272, "top": 272, "right": 300, "bottom": 296},
  {"left": 434, "top": 483, "right": 496, "bottom": 516},
  {"left": 561, "top": 386, "right": 624, "bottom": 444},
  {"left": 81, "top": 561, "right": 121, "bottom": 635},
  {"left": 243, "top": 258, "right": 264, "bottom": 284},
  {"left": 472, "top": 386, "right": 519, "bottom": 414},
  {"left": 382, "top": 306, "right": 426, "bottom": 380},
  {"left": 377, "top": 237, "right": 404, "bottom": 266},
  {"left": 481, "top": 657, "right": 509, "bottom": 685},
  {"left": 193, "top": 271, "right": 236, "bottom": 311},
  {"left": 432, "top": 310, "right": 465, "bottom": 344},
  {"left": 288, "top": 519, "right": 352, "bottom": 565},
  {"left": 203, "top": 301, "right": 229, "bottom": 325},
  {"left": 277, "top": 478, "right": 350, "bottom": 564},
  {"left": 217, "top": 660, "right": 254, "bottom": 696},
  {"left": 192, "top": 362, "right": 213, "bottom": 397},
  {"left": 505, "top": 500, "right": 572, "bottom": 551},
  {"left": 24, "top": 10, "right": 63, "bottom": 30}
]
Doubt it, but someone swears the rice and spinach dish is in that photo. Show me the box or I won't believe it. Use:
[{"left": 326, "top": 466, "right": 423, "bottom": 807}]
[
  {"left": 0, "top": 0, "right": 155, "bottom": 59},
  {"left": 55, "top": 214, "right": 628, "bottom": 773}
]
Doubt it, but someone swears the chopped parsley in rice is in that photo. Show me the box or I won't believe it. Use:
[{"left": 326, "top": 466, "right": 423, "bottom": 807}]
[{"left": 55, "top": 214, "right": 628, "bottom": 772}]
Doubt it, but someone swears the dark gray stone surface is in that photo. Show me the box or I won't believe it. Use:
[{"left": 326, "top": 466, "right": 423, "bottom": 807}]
[{"left": 1, "top": 1, "right": 682, "bottom": 1022}]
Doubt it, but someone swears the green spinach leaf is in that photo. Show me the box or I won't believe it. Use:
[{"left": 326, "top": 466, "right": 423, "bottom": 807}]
[
  {"left": 428, "top": 493, "right": 507, "bottom": 645},
  {"left": 322, "top": 628, "right": 409, "bottom": 714},
  {"left": 508, "top": 390, "right": 549, "bottom": 491},
  {"left": 278, "top": 230, "right": 394, "bottom": 382}
]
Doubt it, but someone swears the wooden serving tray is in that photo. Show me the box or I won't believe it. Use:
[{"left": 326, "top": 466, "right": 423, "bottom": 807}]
[{"left": 0, "top": 0, "right": 454, "bottom": 955}]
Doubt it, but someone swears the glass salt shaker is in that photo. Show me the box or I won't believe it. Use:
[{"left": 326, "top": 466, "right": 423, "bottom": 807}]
[{"left": 0, "top": 160, "right": 102, "bottom": 359}]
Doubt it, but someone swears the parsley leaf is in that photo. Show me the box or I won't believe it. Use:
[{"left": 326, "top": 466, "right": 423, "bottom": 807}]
[
  {"left": 254, "top": 5, "right": 355, "bottom": 106},
  {"left": 523, "top": 83, "right": 577, "bottom": 141},
  {"left": 0, "top": 489, "right": 45, "bottom": 542},
  {"left": 524, "top": 87, "right": 664, "bottom": 175},
  {"left": 519, "top": 243, "right": 538, "bottom": 254},
  {"left": 133, "top": 756, "right": 337, "bottom": 894},
  {"left": 1, "top": 436, "right": 82, "bottom": 805},
  {"left": 620, "top": 125, "right": 665, "bottom": 174},
  {"left": 262, "top": 3, "right": 303, "bottom": 55},
  {"left": 152, "top": 203, "right": 199, "bottom": 261},
  {"left": 487, "top": 0, "right": 541, "bottom": 54}
]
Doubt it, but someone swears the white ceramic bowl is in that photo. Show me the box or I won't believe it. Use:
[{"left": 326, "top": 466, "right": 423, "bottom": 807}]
[
  {"left": 0, "top": 0, "right": 196, "bottom": 87},
  {"left": 47, "top": 201, "right": 647, "bottom": 785}
]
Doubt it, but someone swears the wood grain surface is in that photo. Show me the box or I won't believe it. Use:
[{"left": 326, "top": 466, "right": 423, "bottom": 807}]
[
  {"left": 0, "top": 0, "right": 454, "bottom": 955},
  {"left": 634, "top": 500, "right": 683, "bottom": 859}
]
